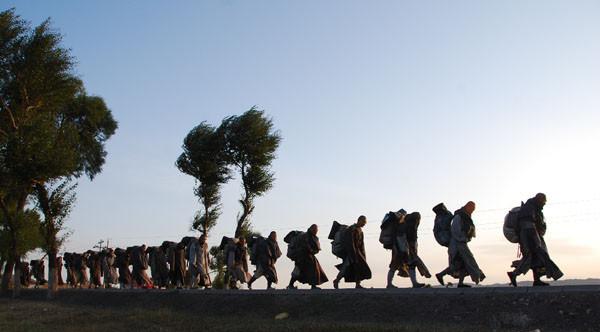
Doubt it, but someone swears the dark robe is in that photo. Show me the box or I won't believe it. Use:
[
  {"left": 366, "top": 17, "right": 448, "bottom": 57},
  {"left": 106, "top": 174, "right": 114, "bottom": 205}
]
[
  {"left": 30, "top": 259, "right": 47, "bottom": 286},
  {"left": 20, "top": 262, "right": 31, "bottom": 286},
  {"left": 336, "top": 224, "right": 372, "bottom": 282},
  {"left": 294, "top": 231, "right": 328, "bottom": 286},
  {"left": 63, "top": 253, "right": 76, "bottom": 287},
  {"left": 148, "top": 246, "right": 170, "bottom": 288},
  {"left": 167, "top": 242, "right": 186, "bottom": 287},
  {"left": 115, "top": 248, "right": 133, "bottom": 288},
  {"left": 130, "top": 246, "right": 152, "bottom": 287},
  {"left": 229, "top": 242, "right": 251, "bottom": 284},
  {"left": 72, "top": 253, "right": 89, "bottom": 287},
  {"left": 56, "top": 256, "right": 65, "bottom": 286},
  {"left": 88, "top": 252, "right": 102, "bottom": 288},
  {"left": 389, "top": 213, "right": 431, "bottom": 278},
  {"left": 101, "top": 251, "right": 118, "bottom": 286},
  {"left": 255, "top": 238, "right": 282, "bottom": 283},
  {"left": 511, "top": 198, "right": 563, "bottom": 280},
  {"left": 448, "top": 209, "right": 485, "bottom": 283}
]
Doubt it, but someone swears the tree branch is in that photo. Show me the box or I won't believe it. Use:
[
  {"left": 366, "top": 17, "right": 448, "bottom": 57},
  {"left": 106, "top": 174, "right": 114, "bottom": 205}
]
[
  {"left": 0, "top": 97, "right": 18, "bottom": 130},
  {"left": 0, "top": 196, "right": 10, "bottom": 222}
]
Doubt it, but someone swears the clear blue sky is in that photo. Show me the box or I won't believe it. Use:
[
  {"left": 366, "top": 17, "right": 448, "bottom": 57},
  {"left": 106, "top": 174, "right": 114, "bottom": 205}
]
[{"left": 8, "top": 1, "right": 600, "bottom": 287}]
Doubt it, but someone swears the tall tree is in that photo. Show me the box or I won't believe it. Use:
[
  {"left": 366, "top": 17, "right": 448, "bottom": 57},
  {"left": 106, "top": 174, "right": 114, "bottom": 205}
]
[
  {"left": 176, "top": 123, "right": 229, "bottom": 236},
  {"left": 34, "top": 180, "right": 75, "bottom": 298},
  {"left": 220, "top": 107, "right": 281, "bottom": 238},
  {"left": 0, "top": 10, "right": 117, "bottom": 297}
]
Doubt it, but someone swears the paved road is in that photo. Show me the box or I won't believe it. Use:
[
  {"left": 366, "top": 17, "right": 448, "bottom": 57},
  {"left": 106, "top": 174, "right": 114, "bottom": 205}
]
[
  {"left": 9, "top": 284, "right": 600, "bottom": 331},
  {"left": 53, "top": 284, "right": 600, "bottom": 296}
]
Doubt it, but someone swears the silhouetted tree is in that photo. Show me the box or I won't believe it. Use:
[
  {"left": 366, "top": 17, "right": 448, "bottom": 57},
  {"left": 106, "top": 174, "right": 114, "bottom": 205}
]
[
  {"left": 220, "top": 107, "right": 281, "bottom": 238},
  {"left": 0, "top": 9, "right": 117, "bottom": 297},
  {"left": 34, "top": 180, "right": 76, "bottom": 297},
  {"left": 177, "top": 123, "right": 230, "bottom": 236}
]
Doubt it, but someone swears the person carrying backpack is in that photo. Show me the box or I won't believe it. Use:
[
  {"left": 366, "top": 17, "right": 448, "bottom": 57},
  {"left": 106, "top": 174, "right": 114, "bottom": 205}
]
[
  {"left": 248, "top": 231, "right": 282, "bottom": 290},
  {"left": 507, "top": 193, "right": 563, "bottom": 287},
  {"left": 431, "top": 203, "right": 460, "bottom": 286},
  {"left": 332, "top": 216, "right": 372, "bottom": 289},
  {"left": 386, "top": 212, "right": 431, "bottom": 288},
  {"left": 287, "top": 224, "right": 329, "bottom": 290},
  {"left": 445, "top": 201, "right": 486, "bottom": 287}
]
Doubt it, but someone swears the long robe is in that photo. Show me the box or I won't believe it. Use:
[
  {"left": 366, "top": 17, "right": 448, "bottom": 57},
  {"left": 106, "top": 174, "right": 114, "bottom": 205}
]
[
  {"left": 511, "top": 198, "right": 563, "bottom": 280},
  {"left": 20, "top": 262, "right": 31, "bottom": 286},
  {"left": 56, "top": 256, "right": 65, "bottom": 286},
  {"left": 167, "top": 242, "right": 186, "bottom": 287},
  {"left": 131, "top": 246, "right": 152, "bottom": 287},
  {"left": 228, "top": 243, "right": 251, "bottom": 284},
  {"left": 254, "top": 238, "right": 282, "bottom": 284},
  {"left": 294, "top": 232, "right": 328, "bottom": 286},
  {"left": 115, "top": 248, "right": 132, "bottom": 288},
  {"left": 188, "top": 238, "right": 201, "bottom": 287},
  {"left": 448, "top": 209, "right": 485, "bottom": 283},
  {"left": 197, "top": 239, "right": 212, "bottom": 287},
  {"left": 30, "top": 260, "right": 46, "bottom": 286},
  {"left": 102, "top": 252, "right": 118, "bottom": 286},
  {"left": 336, "top": 225, "right": 372, "bottom": 282},
  {"left": 88, "top": 252, "right": 102, "bottom": 288},
  {"left": 63, "top": 253, "right": 76, "bottom": 287},
  {"left": 389, "top": 215, "right": 431, "bottom": 278},
  {"left": 72, "top": 253, "right": 89, "bottom": 287},
  {"left": 148, "top": 246, "right": 170, "bottom": 288}
]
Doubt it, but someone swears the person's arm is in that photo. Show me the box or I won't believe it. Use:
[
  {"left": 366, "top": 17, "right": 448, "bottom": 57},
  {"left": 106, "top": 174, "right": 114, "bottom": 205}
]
[{"left": 451, "top": 215, "right": 467, "bottom": 242}]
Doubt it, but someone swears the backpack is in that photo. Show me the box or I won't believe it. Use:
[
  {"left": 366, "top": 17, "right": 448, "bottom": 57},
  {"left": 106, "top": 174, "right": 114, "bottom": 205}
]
[
  {"left": 284, "top": 231, "right": 304, "bottom": 261},
  {"left": 432, "top": 203, "right": 453, "bottom": 247},
  {"left": 248, "top": 236, "right": 265, "bottom": 265},
  {"left": 328, "top": 221, "right": 348, "bottom": 258},
  {"left": 379, "top": 211, "right": 404, "bottom": 249},
  {"left": 503, "top": 205, "right": 522, "bottom": 243}
]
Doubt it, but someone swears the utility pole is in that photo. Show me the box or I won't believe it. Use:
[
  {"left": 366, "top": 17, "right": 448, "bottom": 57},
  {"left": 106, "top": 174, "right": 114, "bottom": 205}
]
[{"left": 93, "top": 239, "right": 105, "bottom": 251}]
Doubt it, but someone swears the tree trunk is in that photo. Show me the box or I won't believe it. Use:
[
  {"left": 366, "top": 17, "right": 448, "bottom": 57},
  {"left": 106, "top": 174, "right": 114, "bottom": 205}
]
[
  {"left": 47, "top": 249, "right": 58, "bottom": 299},
  {"left": 234, "top": 199, "right": 253, "bottom": 238},
  {"left": 12, "top": 257, "right": 21, "bottom": 298},
  {"left": 204, "top": 206, "right": 209, "bottom": 236},
  {"left": 1, "top": 258, "right": 14, "bottom": 294}
]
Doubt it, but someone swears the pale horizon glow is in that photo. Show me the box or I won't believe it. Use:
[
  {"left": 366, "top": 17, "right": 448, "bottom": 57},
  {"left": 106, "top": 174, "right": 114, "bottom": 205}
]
[{"left": 7, "top": 1, "right": 600, "bottom": 288}]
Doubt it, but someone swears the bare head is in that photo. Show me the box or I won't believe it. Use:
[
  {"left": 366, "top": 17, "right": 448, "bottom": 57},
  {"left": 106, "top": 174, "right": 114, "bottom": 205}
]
[
  {"left": 309, "top": 224, "right": 319, "bottom": 235},
  {"left": 464, "top": 201, "right": 476, "bottom": 215},
  {"left": 269, "top": 231, "right": 277, "bottom": 241},
  {"left": 535, "top": 193, "right": 547, "bottom": 208},
  {"left": 200, "top": 234, "right": 207, "bottom": 242},
  {"left": 357, "top": 215, "right": 367, "bottom": 227},
  {"left": 239, "top": 237, "right": 246, "bottom": 245}
]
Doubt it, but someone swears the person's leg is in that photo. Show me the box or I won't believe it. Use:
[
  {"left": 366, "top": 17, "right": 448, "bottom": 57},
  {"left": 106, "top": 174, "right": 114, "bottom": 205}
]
[
  {"left": 386, "top": 269, "right": 397, "bottom": 288},
  {"left": 409, "top": 268, "right": 425, "bottom": 288},
  {"left": 247, "top": 274, "right": 258, "bottom": 290},
  {"left": 333, "top": 270, "right": 344, "bottom": 289},
  {"left": 287, "top": 274, "right": 297, "bottom": 289},
  {"left": 533, "top": 269, "right": 549, "bottom": 286},
  {"left": 249, "top": 268, "right": 265, "bottom": 290},
  {"left": 435, "top": 267, "right": 450, "bottom": 286},
  {"left": 333, "top": 260, "right": 348, "bottom": 289},
  {"left": 457, "top": 276, "right": 471, "bottom": 288}
]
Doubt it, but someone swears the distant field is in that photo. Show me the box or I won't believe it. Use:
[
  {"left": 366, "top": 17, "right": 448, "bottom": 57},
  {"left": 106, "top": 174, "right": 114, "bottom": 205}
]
[{"left": 1, "top": 286, "right": 599, "bottom": 332}]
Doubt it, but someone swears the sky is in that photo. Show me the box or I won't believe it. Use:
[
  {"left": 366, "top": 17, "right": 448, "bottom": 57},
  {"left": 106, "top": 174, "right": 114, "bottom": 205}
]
[{"left": 6, "top": 1, "right": 600, "bottom": 288}]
